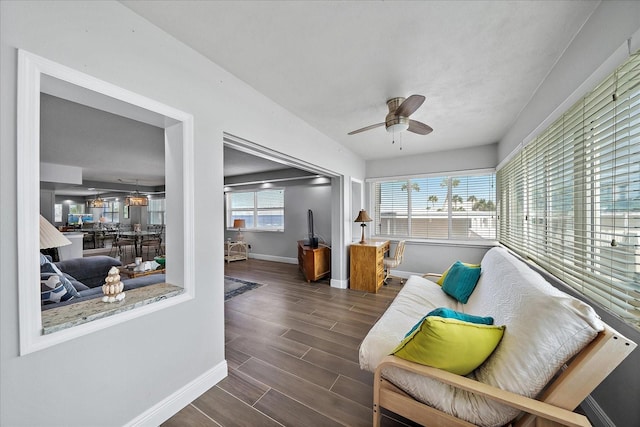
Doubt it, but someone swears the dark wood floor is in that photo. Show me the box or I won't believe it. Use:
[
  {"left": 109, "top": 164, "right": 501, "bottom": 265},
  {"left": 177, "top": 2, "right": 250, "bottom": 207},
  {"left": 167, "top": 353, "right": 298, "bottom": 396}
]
[{"left": 162, "top": 259, "right": 418, "bottom": 427}]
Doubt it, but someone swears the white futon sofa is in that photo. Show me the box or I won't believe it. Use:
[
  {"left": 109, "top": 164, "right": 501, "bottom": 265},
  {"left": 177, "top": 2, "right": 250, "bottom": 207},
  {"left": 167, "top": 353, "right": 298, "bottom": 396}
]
[{"left": 359, "top": 246, "right": 636, "bottom": 427}]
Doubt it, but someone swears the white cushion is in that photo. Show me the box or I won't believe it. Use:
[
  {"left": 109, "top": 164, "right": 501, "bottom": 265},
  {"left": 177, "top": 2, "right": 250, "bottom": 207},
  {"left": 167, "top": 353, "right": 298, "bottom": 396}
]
[
  {"left": 359, "top": 247, "right": 604, "bottom": 427},
  {"left": 358, "top": 275, "right": 458, "bottom": 372}
]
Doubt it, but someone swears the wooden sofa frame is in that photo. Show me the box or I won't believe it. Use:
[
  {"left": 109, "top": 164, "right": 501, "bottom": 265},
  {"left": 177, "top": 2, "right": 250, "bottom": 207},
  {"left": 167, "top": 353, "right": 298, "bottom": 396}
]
[{"left": 373, "top": 322, "right": 636, "bottom": 427}]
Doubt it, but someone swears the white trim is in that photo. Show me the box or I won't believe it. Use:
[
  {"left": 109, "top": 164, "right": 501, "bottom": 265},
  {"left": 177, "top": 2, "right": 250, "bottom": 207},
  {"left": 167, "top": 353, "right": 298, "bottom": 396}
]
[
  {"left": 365, "top": 168, "right": 495, "bottom": 183},
  {"left": 331, "top": 278, "right": 348, "bottom": 289},
  {"left": 17, "top": 50, "right": 195, "bottom": 355},
  {"left": 125, "top": 360, "right": 228, "bottom": 427},
  {"left": 249, "top": 253, "right": 298, "bottom": 264}
]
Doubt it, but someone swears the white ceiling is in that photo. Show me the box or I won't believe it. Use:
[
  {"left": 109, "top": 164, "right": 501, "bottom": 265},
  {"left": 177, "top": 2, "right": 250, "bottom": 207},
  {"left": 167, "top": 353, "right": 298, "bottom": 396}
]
[{"left": 121, "top": 0, "right": 599, "bottom": 160}]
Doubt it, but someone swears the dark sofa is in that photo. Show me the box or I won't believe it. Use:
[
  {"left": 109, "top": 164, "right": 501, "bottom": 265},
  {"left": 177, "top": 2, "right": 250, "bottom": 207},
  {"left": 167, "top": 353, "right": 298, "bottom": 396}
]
[{"left": 42, "top": 255, "right": 165, "bottom": 310}]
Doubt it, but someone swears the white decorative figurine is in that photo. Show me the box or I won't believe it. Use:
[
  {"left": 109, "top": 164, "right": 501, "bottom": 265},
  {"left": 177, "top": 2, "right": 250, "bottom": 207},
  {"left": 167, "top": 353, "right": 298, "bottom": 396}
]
[{"left": 102, "top": 266, "right": 125, "bottom": 303}]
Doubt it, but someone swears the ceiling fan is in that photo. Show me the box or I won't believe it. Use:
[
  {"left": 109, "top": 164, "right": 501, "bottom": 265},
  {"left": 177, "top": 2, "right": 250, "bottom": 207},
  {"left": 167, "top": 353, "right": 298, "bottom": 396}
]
[{"left": 348, "top": 95, "right": 433, "bottom": 136}]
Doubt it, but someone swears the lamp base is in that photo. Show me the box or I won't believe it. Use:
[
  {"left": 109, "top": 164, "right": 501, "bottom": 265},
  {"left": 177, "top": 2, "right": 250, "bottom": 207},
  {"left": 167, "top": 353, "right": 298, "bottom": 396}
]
[
  {"left": 359, "top": 224, "right": 366, "bottom": 244},
  {"left": 236, "top": 231, "right": 244, "bottom": 241}
]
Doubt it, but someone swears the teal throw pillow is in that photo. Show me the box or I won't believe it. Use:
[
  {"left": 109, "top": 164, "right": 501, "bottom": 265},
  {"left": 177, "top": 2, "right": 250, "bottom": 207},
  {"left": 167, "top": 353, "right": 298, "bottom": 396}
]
[
  {"left": 404, "top": 307, "right": 494, "bottom": 338},
  {"left": 441, "top": 261, "right": 482, "bottom": 303},
  {"left": 427, "top": 307, "right": 494, "bottom": 325}
]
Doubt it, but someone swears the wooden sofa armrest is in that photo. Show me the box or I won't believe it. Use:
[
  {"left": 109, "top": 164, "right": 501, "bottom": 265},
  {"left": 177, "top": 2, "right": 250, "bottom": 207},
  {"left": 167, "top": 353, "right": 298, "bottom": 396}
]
[
  {"left": 421, "top": 272, "right": 442, "bottom": 279},
  {"left": 375, "top": 355, "right": 591, "bottom": 427}
]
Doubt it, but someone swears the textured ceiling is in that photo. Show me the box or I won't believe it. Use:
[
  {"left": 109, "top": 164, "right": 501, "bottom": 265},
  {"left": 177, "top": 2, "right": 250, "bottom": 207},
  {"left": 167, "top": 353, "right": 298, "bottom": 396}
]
[{"left": 122, "top": 0, "right": 598, "bottom": 160}]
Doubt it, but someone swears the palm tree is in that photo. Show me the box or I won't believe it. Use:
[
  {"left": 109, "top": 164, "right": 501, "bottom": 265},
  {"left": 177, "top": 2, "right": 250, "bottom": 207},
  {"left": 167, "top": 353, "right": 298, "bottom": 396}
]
[
  {"left": 428, "top": 195, "right": 438, "bottom": 210},
  {"left": 439, "top": 178, "right": 460, "bottom": 210},
  {"left": 402, "top": 182, "right": 420, "bottom": 192},
  {"left": 452, "top": 194, "right": 464, "bottom": 210}
]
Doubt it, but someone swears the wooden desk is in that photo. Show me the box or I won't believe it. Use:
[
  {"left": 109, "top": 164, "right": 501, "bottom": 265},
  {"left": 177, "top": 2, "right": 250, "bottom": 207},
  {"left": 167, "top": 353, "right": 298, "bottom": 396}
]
[
  {"left": 349, "top": 240, "right": 390, "bottom": 293},
  {"left": 297, "top": 240, "right": 331, "bottom": 282}
]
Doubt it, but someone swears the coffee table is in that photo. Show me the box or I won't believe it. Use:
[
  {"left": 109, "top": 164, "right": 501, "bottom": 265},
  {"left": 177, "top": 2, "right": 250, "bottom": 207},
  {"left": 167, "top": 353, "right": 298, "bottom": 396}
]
[{"left": 118, "top": 265, "right": 166, "bottom": 279}]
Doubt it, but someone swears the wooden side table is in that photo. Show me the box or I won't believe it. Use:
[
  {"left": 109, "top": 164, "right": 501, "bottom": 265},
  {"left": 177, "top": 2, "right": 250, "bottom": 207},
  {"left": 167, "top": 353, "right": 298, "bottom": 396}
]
[
  {"left": 225, "top": 241, "right": 248, "bottom": 263},
  {"left": 297, "top": 240, "right": 331, "bottom": 282}
]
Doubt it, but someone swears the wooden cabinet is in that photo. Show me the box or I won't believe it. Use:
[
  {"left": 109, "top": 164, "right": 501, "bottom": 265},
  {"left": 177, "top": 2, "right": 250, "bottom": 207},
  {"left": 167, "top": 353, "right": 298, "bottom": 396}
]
[
  {"left": 349, "top": 240, "right": 390, "bottom": 293},
  {"left": 298, "top": 240, "right": 331, "bottom": 282}
]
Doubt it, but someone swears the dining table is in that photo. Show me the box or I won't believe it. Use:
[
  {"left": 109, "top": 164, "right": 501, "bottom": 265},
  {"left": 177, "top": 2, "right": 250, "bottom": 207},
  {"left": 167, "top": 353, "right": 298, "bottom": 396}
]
[{"left": 120, "top": 230, "right": 156, "bottom": 258}]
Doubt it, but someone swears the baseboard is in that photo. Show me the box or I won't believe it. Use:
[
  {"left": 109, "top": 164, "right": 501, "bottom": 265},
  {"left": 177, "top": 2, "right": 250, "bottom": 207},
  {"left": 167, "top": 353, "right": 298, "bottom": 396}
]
[
  {"left": 331, "top": 278, "right": 348, "bottom": 289},
  {"left": 390, "top": 269, "right": 423, "bottom": 279},
  {"left": 126, "top": 360, "right": 228, "bottom": 427},
  {"left": 249, "top": 253, "right": 297, "bottom": 264},
  {"left": 581, "top": 395, "right": 615, "bottom": 427}
]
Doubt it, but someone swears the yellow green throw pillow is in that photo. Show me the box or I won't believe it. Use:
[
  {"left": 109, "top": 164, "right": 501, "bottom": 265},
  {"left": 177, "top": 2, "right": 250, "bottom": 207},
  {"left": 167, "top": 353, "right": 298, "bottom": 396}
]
[
  {"left": 392, "top": 316, "right": 505, "bottom": 375},
  {"left": 436, "top": 261, "right": 481, "bottom": 285}
]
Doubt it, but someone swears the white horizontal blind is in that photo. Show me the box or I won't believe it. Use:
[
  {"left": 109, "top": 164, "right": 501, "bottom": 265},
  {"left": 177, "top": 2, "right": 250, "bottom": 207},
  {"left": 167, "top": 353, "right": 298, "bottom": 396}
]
[
  {"left": 256, "top": 189, "right": 284, "bottom": 230},
  {"left": 228, "top": 189, "right": 285, "bottom": 230},
  {"left": 498, "top": 50, "right": 640, "bottom": 331},
  {"left": 373, "top": 173, "right": 496, "bottom": 241}
]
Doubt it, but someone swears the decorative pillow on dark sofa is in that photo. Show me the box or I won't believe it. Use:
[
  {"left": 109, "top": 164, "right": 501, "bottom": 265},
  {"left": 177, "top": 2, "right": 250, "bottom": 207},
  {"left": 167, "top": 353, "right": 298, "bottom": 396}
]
[
  {"left": 41, "top": 273, "right": 77, "bottom": 304},
  {"left": 40, "top": 255, "right": 81, "bottom": 304}
]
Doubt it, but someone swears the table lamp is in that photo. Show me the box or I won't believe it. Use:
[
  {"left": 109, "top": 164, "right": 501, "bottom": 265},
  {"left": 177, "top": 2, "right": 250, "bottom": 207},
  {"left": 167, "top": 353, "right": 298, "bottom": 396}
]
[
  {"left": 40, "top": 215, "right": 71, "bottom": 261},
  {"left": 233, "top": 219, "right": 246, "bottom": 241},
  {"left": 354, "top": 209, "right": 372, "bottom": 244}
]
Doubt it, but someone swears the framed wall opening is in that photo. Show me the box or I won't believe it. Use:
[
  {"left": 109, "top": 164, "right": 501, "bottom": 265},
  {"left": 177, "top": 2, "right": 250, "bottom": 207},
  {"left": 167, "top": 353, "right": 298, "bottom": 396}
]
[
  {"left": 223, "top": 134, "right": 348, "bottom": 287},
  {"left": 17, "top": 50, "right": 195, "bottom": 355}
]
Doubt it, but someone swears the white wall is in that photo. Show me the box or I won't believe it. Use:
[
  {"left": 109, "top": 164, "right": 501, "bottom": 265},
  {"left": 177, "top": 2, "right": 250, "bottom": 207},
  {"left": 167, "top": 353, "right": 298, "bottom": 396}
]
[
  {"left": 366, "top": 143, "right": 497, "bottom": 179},
  {"left": 496, "top": 3, "right": 640, "bottom": 426},
  {"left": 0, "top": 2, "right": 364, "bottom": 426}
]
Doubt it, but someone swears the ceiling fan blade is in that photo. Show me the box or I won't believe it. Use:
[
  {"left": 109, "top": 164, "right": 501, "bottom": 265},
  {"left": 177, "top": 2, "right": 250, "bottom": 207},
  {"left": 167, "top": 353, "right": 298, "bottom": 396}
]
[
  {"left": 395, "top": 95, "right": 425, "bottom": 117},
  {"left": 408, "top": 120, "right": 433, "bottom": 135},
  {"left": 348, "top": 122, "right": 384, "bottom": 135}
]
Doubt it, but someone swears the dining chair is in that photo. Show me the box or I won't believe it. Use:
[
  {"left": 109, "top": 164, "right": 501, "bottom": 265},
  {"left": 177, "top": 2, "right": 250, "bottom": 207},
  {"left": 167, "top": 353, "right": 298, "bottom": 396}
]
[
  {"left": 142, "top": 224, "right": 164, "bottom": 258},
  {"left": 109, "top": 227, "right": 135, "bottom": 260}
]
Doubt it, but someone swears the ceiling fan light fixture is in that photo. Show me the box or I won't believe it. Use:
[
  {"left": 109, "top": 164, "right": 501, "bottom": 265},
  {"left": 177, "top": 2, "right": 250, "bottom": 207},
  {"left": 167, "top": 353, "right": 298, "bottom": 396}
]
[{"left": 385, "top": 116, "right": 409, "bottom": 133}]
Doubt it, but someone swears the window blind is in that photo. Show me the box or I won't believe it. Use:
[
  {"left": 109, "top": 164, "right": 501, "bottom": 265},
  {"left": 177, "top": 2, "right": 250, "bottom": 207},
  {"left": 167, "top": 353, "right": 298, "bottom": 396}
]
[
  {"left": 498, "top": 50, "right": 640, "bottom": 330},
  {"left": 372, "top": 173, "right": 496, "bottom": 241},
  {"left": 228, "top": 189, "right": 285, "bottom": 231}
]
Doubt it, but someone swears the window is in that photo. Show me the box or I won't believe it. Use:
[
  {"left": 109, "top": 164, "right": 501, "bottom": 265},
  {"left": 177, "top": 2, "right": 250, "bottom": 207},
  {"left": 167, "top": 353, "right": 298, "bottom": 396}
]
[
  {"left": 68, "top": 203, "right": 85, "bottom": 215},
  {"left": 100, "top": 200, "right": 120, "bottom": 223},
  {"left": 226, "top": 189, "right": 284, "bottom": 231},
  {"left": 54, "top": 204, "right": 62, "bottom": 222},
  {"left": 148, "top": 198, "right": 166, "bottom": 225},
  {"left": 498, "top": 50, "right": 640, "bottom": 331},
  {"left": 371, "top": 173, "right": 496, "bottom": 241}
]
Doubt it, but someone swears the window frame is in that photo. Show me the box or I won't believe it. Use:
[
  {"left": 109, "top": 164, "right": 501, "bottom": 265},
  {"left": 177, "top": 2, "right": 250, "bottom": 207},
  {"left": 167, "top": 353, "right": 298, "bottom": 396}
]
[
  {"left": 17, "top": 49, "right": 195, "bottom": 355},
  {"left": 100, "top": 200, "right": 120, "bottom": 223},
  {"left": 147, "top": 197, "right": 166, "bottom": 225},
  {"left": 368, "top": 169, "right": 497, "bottom": 245},
  {"left": 226, "top": 188, "right": 285, "bottom": 232}
]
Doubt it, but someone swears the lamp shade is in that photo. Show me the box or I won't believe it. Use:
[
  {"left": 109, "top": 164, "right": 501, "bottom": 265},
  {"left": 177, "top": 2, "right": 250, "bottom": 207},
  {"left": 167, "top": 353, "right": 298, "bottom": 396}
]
[
  {"left": 233, "top": 219, "right": 246, "bottom": 229},
  {"left": 354, "top": 209, "right": 372, "bottom": 223},
  {"left": 40, "top": 215, "right": 71, "bottom": 249}
]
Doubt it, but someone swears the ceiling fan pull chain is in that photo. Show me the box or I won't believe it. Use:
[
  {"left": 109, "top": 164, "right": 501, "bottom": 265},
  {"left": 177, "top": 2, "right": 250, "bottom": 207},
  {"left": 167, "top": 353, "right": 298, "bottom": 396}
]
[
  {"left": 399, "top": 132, "right": 403, "bottom": 151},
  {"left": 392, "top": 128, "right": 396, "bottom": 144}
]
